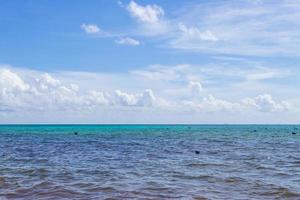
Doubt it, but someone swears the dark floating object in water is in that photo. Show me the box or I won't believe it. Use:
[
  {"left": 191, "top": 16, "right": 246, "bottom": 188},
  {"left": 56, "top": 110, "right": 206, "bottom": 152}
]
[
  {"left": 253, "top": 130, "right": 257, "bottom": 132},
  {"left": 74, "top": 132, "right": 78, "bottom": 135},
  {"left": 195, "top": 151, "right": 200, "bottom": 154},
  {"left": 292, "top": 132, "right": 296, "bottom": 135}
]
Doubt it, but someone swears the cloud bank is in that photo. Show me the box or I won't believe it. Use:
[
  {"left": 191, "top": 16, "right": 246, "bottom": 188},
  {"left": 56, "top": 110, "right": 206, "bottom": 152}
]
[
  {"left": 0, "top": 68, "right": 161, "bottom": 113},
  {"left": 0, "top": 66, "right": 292, "bottom": 115}
]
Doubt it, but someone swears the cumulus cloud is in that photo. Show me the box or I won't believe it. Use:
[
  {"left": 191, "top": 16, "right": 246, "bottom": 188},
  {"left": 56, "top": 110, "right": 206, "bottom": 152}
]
[
  {"left": 115, "top": 37, "right": 140, "bottom": 46},
  {"left": 181, "top": 93, "right": 290, "bottom": 113},
  {"left": 127, "top": 1, "right": 164, "bottom": 24},
  {"left": 0, "top": 67, "right": 293, "bottom": 117},
  {"left": 81, "top": 23, "right": 101, "bottom": 34},
  {"left": 242, "top": 94, "right": 290, "bottom": 112},
  {"left": 0, "top": 68, "right": 160, "bottom": 112},
  {"left": 202, "top": 95, "right": 239, "bottom": 112},
  {"left": 113, "top": 89, "right": 155, "bottom": 106},
  {"left": 0, "top": 69, "right": 31, "bottom": 110},
  {"left": 125, "top": 1, "right": 170, "bottom": 36},
  {"left": 182, "top": 95, "right": 240, "bottom": 113},
  {"left": 0, "top": 69, "right": 30, "bottom": 92}
]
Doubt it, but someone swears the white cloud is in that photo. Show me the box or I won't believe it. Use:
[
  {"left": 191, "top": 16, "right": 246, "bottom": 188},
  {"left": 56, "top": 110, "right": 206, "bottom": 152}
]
[
  {"left": 182, "top": 94, "right": 240, "bottom": 113},
  {"left": 0, "top": 66, "right": 297, "bottom": 123},
  {"left": 81, "top": 1, "right": 300, "bottom": 57},
  {"left": 0, "top": 68, "right": 30, "bottom": 92},
  {"left": 130, "top": 63, "right": 292, "bottom": 87},
  {"left": 202, "top": 95, "right": 239, "bottom": 112},
  {"left": 131, "top": 64, "right": 190, "bottom": 82},
  {"left": 81, "top": 23, "right": 101, "bottom": 34},
  {"left": 0, "top": 68, "right": 161, "bottom": 113},
  {"left": 127, "top": 1, "right": 164, "bottom": 24},
  {"left": 121, "top": 1, "right": 300, "bottom": 56},
  {"left": 181, "top": 93, "right": 291, "bottom": 113},
  {"left": 166, "top": 1, "right": 300, "bottom": 56},
  {"left": 0, "top": 69, "right": 31, "bottom": 110},
  {"left": 113, "top": 89, "right": 155, "bottom": 106},
  {"left": 115, "top": 37, "right": 140, "bottom": 46},
  {"left": 125, "top": 1, "right": 170, "bottom": 36},
  {"left": 188, "top": 81, "right": 203, "bottom": 98},
  {"left": 245, "top": 67, "right": 289, "bottom": 81},
  {"left": 178, "top": 23, "right": 218, "bottom": 42},
  {"left": 242, "top": 94, "right": 290, "bottom": 112}
]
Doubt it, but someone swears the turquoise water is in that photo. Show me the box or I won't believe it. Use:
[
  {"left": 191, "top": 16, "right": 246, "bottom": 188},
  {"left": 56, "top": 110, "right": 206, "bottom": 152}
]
[{"left": 0, "top": 125, "right": 299, "bottom": 199}]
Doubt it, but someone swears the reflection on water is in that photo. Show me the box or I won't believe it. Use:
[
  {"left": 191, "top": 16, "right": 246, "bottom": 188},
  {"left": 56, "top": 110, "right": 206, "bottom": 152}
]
[{"left": 0, "top": 125, "right": 300, "bottom": 199}]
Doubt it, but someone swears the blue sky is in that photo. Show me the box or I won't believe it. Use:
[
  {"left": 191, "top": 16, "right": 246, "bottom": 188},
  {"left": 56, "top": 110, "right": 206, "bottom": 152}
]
[
  {"left": 0, "top": 0, "right": 199, "bottom": 72},
  {"left": 1, "top": 0, "right": 300, "bottom": 123}
]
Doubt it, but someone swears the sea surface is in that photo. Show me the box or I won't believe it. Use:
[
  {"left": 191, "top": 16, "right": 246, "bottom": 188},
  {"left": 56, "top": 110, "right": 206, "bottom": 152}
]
[{"left": 0, "top": 125, "right": 299, "bottom": 200}]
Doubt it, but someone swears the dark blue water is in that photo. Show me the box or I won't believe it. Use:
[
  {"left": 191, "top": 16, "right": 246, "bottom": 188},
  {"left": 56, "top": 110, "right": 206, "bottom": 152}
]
[{"left": 0, "top": 125, "right": 299, "bottom": 199}]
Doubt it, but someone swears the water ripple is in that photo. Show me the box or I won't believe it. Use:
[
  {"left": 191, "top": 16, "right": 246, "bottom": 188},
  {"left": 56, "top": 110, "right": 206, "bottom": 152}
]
[{"left": 0, "top": 125, "right": 300, "bottom": 199}]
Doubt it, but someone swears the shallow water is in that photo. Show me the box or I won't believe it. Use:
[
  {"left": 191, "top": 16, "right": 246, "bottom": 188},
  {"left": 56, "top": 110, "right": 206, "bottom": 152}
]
[{"left": 0, "top": 125, "right": 300, "bottom": 199}]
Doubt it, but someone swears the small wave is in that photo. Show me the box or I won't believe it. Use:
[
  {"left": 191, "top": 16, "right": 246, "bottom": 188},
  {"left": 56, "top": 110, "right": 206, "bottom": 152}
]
[
  {"left": 193, "top": 196, "right": 209, "bottom": 200},
  {"left": 117, "top": 190, "right": 185, "bottom": 199},
  {"left": 172, "top": 173, "right": 219, "bottom": 182},
  {"left": 4, "top": 182, "right": 85, "bottom": 199},
  {"left": 186, "top": 162, "right": 227, "bottom": 168},
  {"left": 85, "top": 186, "right": 117, "bottom": 193},
  {"left": 260, "top": 188, "right": 300, "bottom": 199}
]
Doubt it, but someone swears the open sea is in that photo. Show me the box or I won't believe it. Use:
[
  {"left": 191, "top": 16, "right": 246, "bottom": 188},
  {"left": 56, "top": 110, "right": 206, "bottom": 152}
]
[{"left": 0, "top": 125, "right": 299, "bottom": 200}]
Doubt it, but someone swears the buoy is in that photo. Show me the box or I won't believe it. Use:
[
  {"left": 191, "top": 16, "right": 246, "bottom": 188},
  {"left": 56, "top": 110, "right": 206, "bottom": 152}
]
[
  {"left": 195, "top": 151, "right": 200, "bottom": 154},
  {"left": 74, "top": 132, "right": 78, "bottom": 135},
  {"left": 292, "top": 132, "right": 296, "bottom": 135}
]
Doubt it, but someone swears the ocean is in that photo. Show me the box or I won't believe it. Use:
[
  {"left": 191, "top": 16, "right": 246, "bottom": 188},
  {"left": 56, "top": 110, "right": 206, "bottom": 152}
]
[{"left": 0, "top": 125, "right": 299, "bottom": 199}]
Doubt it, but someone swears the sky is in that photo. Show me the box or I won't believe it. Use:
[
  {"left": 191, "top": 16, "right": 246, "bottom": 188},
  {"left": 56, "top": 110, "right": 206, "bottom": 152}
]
[{"left": 1, "top": 0, "right": 300, "bottom": 124}]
